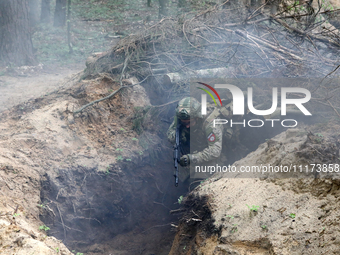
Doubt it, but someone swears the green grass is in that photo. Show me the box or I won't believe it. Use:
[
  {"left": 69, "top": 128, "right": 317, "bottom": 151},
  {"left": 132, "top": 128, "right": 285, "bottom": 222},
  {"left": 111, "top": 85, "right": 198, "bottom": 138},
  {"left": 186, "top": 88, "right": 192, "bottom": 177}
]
[
  {"left": 246, "top": 204, "right": 260, "bottom": 212},
  {"left": 39, "top": 225, "right": 50, "bottom": 231}
]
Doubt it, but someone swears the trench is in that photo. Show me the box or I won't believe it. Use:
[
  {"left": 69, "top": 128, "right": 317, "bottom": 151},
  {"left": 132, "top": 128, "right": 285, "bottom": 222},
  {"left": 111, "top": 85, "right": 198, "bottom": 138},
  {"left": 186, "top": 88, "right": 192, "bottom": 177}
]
[
  {"left": 40, "top": 156, "right": 189, "bottom": 254},
  {"left": 38, "top": 77, "right": 316, "bottom": 254},
  {"left": 38, "top": 118, "right": 293, "bottom": 254}
]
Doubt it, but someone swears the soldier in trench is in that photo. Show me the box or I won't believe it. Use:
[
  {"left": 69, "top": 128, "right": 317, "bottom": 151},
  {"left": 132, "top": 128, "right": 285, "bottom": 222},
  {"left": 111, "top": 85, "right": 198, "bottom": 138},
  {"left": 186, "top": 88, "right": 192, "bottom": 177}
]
[{"left": 167, "top": 97, "right": 232, "bottom": 181}]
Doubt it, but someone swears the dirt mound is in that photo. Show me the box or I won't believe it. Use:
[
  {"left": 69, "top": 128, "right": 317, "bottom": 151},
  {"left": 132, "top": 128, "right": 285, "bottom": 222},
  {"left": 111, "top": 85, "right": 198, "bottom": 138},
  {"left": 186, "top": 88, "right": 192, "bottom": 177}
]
[
  {"left": 0, "top": 72, "right": 184, "bottom": 254},
  {"left": 169, "top": 125, "right": 340, "bottom": 255}
]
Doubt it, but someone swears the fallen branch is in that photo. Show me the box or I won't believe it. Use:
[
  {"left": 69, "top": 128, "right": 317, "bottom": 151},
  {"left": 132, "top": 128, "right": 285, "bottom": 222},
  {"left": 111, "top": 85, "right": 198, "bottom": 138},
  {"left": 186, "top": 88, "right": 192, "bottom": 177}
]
[
  {"left": 324, "top": 64, "right": 340, "bottom": 79},
  {"left": 186, "top": 218, "right": 202, "bottom": 223},
  {"left": 235, "top": 30, "right": 303, "bottom": 61},
  {"left": 224, "top": 8, "right": 340, "bottom": 27},
  {"left": 327, "top": 99, "right": 340, "bottom": 119},
  {"left": 73, "top": 86, "right": 124, "bottom": 114},
  {"left": 73, "top": 75, "right": 149, "bottom": 114},
  {"left": 150, "top": 100, "right": 179, "bottom": 108},
  {"left": 272, "top": 16, "right": 340, "bottom": 48},
  {"left": 73, "top": 216, "right": 101, "bottom": 224},
  {"left": 170, "top": 208, "right": 186, "bottom": 214},
  {"left": 56, "top": 203, "right": 66, "bottom": 241},
  {"left": 163, "top": 67, "right": 231, "bottom": 85},
  {"left": 141, "top": 223, "right": 172, "bottom": 233}
]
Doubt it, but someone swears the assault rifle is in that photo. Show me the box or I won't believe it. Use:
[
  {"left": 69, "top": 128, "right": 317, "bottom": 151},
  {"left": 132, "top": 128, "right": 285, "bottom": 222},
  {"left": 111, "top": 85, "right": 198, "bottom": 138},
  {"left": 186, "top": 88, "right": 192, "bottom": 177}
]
[{"left": 173, "top": 123, "right": 181, "bottom": 187}]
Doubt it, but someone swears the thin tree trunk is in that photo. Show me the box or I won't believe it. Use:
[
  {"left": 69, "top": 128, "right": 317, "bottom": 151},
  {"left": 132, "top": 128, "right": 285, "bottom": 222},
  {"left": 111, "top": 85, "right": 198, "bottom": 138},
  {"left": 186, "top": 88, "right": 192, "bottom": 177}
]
[
  {"left": 54, "top": 0, "right": 67, "bottom": 27},
  {"left": 67, "top": 0, "right": 73, "bottom": 54},
  {"left": 158, "top": 0, "right": 168, "bottom": 19},
  {"left": 0, "top": 0, "right": 36, "bottom": 66},
  {"left": 41, "top": 0, "right": 51, "bottom": 23}
]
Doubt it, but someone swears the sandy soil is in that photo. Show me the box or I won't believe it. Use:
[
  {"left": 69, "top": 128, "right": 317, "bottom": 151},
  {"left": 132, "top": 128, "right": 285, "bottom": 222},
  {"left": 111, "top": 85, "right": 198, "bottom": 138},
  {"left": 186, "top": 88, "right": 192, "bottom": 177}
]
[
  {"left": 169, "top": 126, "right": 340, "bottom": 255},
  {"left": 0, "top": 67, "right": 82, "bottom": 113},
  {"left": 0, "top": 71, "right": 182, "bottom": 255}
]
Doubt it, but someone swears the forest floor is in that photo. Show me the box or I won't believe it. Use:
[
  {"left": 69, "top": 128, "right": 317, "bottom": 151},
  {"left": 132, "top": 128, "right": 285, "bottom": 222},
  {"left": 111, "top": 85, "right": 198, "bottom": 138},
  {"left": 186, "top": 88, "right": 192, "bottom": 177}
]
[
  {"left": 0, "top": 0, "right": 196, "bottom": 113},
  {"left": 0, "top": 67, "right": 81, "bottom": 113}
]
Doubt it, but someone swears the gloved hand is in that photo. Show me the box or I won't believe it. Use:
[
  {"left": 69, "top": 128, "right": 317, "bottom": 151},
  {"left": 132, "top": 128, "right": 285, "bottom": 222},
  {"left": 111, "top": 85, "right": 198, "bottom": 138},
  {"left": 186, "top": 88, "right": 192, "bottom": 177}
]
[{"left": 179, "top": 154, "right": 190, "bottom": 167}]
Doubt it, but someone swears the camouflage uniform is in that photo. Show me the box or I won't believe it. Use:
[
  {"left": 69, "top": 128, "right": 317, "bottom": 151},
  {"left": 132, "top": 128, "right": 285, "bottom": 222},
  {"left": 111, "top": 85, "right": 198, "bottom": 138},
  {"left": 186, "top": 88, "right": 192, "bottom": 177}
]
[{"left": 167, "top": 97, "right": 224, "bottom": 165}]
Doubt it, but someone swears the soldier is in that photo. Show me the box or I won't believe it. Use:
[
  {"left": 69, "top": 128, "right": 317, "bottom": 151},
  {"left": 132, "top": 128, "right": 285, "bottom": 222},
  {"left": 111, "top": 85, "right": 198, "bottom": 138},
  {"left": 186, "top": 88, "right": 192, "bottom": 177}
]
[{"left": 167, "top": 97, "right": 224, "bottom": 172}]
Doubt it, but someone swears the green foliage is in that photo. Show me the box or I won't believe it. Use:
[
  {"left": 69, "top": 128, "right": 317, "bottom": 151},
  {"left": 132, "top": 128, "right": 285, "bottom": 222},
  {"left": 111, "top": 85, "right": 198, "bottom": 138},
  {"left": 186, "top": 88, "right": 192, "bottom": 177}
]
[
  {"left": 116, "top": 155, "right": 123, "bottom": 161},
  {"left": 178, "top": 195, "right": 184, "bottom": 204},
  {"left": 126, "top": 158, "right": 132, "bottom": 161},
  {"left": 246, "top": 204, "right": 260, "bottom": 212},
  {"left": 13, "top": 213, "right": 20, "bottom": 218},
  {"left": 231, "top": 224, "right": 238, "bottom": 233},
  {"left": 39, "top": 225, "right": 50, "bottom": 232},
  {"left": 132, "top": 137, "right": 138, "bottom": 141},
  {"left": 289, "top": 213, "right": 296, "bottom": 219},
  {"left": 116, "top": 148, "right": 123, "bottom": 152},
  {"left": 55, "top": 247, "right": 60, "bottom": 253},
  {"left": 225, "top": 215, "right": 234, "bottom": 219},
  {"left": 316, "top": 138, "right": 322, "bottom": 143},
  {"left": 261, "top": 225, "right": 267, "bottom": 229}
]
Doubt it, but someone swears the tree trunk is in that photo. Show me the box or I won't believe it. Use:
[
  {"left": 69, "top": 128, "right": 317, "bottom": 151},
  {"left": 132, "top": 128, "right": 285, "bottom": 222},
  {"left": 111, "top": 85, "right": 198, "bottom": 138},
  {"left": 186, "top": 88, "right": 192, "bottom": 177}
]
[
  {"left": 147, "top": 0, "right": 152, "bottom": 7},
  {"left": 0, "top": 0, "right": 36, "bottom": 66},
  {"left": 67, "top": 0, "right": 73, "bottom": 54},
  {"left": 54, "top": 0, "right": 67, "bottom": 27},
  {"left": 28, "top": 0, "right": 39, "bottom": 27},
  {"left": 163, "top": 67, "right": 231, "bottom": 85},
  {"left": 41, "top": 0, "right": 51, "bottom": 23},
  {"left": 158, "top": 0, "right": 168, "bottom": 19}
]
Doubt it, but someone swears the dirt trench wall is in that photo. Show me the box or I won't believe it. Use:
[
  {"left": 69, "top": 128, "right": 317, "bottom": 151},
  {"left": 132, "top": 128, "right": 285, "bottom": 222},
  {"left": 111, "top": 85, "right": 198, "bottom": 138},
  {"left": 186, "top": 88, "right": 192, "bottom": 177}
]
[
  {"left": 169, "top": 125, "right": 340, "bottom": 255},
  {"left": 0, "top": 121, "right": 73, "bottom": 254},
  {"left": 0, "top": 73, "right": 187, "bottom": 255},
  {"left": 39, "top": 161, "right": 182, "bottom": 252}
]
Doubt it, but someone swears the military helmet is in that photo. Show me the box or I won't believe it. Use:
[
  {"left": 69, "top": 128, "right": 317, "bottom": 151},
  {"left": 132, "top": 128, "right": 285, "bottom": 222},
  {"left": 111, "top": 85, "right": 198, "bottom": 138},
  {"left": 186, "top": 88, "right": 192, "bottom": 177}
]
[{"left": 176, "top": 97, "right": 202, "bottom": 120}]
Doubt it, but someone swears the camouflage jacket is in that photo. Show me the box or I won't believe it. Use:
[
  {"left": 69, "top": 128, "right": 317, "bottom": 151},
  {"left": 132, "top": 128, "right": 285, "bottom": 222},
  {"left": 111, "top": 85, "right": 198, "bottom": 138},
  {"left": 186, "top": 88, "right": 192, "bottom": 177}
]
[{"left": 167, "top": 108, "right": 223, "bottom": 164}]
